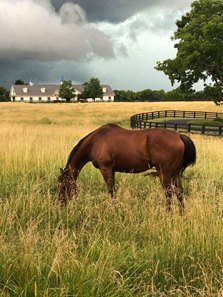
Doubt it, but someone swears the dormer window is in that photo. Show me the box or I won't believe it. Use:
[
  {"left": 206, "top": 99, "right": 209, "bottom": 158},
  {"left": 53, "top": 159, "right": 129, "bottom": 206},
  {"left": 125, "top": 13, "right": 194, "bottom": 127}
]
[
  {"left": 102, "top": 87, "right": 106, "bottom": 93},
  {"left": 41, "top": 87, "right": 46, "bottom": 93},
  {"left": 23, "top": 87, "right": 28, "bottom": 93}
]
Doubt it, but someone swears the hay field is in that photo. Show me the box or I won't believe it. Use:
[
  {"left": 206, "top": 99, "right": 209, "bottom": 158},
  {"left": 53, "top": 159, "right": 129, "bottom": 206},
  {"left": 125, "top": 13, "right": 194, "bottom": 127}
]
[{"left": 0, "top": 101, "right": 223, "bottom": 296}]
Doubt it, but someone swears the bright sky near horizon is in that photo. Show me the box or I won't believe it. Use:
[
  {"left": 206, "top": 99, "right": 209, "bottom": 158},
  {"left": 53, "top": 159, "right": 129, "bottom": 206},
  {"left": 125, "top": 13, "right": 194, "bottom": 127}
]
[{"left": 0, "top": 0, "right": 193, "bottom": 90}]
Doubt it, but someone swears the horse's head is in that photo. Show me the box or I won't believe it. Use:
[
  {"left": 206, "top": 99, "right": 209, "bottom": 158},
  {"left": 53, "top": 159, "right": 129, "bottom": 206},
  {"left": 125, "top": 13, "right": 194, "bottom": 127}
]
[{"left": 58, "top": 166, "right": 76, "bottom": 206}]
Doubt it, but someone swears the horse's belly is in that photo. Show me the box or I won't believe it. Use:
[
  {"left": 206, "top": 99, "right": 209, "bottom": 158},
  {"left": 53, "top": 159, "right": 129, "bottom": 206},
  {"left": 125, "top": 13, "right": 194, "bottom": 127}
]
[{"left": 114, "top": 159, "right": 151, "bottom": 173}]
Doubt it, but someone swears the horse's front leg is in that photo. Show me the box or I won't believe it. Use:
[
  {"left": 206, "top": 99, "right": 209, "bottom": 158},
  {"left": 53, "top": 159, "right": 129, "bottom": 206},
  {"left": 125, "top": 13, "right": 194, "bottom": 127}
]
[{"left": 99, "top": 167, "right": 116, "bottom": 201}]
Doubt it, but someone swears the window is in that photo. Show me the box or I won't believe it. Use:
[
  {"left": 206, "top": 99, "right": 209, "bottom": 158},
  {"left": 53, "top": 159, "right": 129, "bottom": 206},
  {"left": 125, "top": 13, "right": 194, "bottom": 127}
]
[
  {"left": 20, "top": 97, "right": 24, "bottom": 101},
  {"left": 30, "top": 97, "right": 33, "bottom": 102},
  {"left": 39, "top": 97, "right": 42, "bottom": 101},
  {"left": 47, "top": 97, "right": 50, "bottom": 101}
]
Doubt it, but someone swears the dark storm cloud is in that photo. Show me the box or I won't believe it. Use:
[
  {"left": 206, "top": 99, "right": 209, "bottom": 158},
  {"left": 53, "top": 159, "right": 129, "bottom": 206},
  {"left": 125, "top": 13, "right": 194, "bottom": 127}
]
[
  {"left": 52, "top": 0, "right": 190, "bottom": 23},
  {"left": 0, "top": 0, "right": 117, "bottom": 87},
  {"left": 0, "top": 0, "right": 191, "bottom": 89},
  {"left": 0, "top": 58, "right": 91, "bottom": 88},
  {"left": 0, "top": 58, "right": 54, "bottom": 87},
  {"left": 0, "top": 0, "right": 115, "bottom": 61},
  {"left": 53, "top": 0, "right": 149, "bottom": 23}
]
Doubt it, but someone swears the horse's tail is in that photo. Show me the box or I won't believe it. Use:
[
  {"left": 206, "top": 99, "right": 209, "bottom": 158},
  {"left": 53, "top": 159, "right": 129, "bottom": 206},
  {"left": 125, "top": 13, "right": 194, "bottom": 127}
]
[{"left": 180, "top": 134, "right": 196, "bottom": 174}]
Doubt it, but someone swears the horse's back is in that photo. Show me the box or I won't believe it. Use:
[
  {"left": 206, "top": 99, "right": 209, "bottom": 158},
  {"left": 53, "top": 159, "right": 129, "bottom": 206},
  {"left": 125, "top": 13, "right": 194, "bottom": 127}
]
[
  {"left": 86, "top": 125, "right": 185, "bottom": 173},
  {"left": 89, "top": 125, "right": 184, "bottom": 155},
  {"left": 87, "top": 124, "right": 149, "bottom": 172}
]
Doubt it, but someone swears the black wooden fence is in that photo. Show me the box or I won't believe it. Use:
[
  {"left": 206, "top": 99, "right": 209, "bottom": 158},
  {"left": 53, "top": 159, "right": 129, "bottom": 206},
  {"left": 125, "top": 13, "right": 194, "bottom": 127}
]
[{"left": 130, "top": 110, "right": 223, "bottom": 136}]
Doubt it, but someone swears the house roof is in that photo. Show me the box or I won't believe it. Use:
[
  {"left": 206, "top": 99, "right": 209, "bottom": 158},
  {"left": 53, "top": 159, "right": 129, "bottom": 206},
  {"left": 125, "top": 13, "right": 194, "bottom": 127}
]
[
  {"left": 11, "top": 85, "right": 59, "bottom": 97},
  {"left": 11, "top": 84, "right": 115, "bottom": 97}
]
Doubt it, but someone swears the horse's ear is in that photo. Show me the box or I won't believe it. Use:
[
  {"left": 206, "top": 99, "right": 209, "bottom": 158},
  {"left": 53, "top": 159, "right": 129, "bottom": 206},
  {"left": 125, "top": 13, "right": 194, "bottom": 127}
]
[{"left": 60, "top": 168, "right": 64, "bottom": 174}]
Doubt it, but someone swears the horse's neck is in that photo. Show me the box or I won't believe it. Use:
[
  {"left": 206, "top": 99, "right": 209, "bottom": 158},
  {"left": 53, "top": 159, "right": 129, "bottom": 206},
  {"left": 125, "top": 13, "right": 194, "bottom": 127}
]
[{"left": 66, "top": 145, "right": 88, "bottom": 173}]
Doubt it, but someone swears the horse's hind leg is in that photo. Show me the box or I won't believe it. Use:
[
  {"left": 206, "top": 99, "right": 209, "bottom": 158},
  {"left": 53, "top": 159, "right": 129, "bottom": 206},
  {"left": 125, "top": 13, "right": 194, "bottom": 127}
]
[
  {"left": 164, "top": 182, "right": 173, "bottom": 213},
  {"left": 173, "top": 174, "right": 184, "bottom": 215},
  {"left": 99, "top": 167, "right": 116, "bottom": 200},
  {"left": 156, "top": 167, "right": 173, "bottom": 212}
]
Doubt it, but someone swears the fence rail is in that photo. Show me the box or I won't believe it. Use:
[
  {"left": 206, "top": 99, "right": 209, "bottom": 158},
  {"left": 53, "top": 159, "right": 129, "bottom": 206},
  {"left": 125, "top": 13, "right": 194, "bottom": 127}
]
[{"left": 130, "top": 110, "right": 223, "bottom": 136}]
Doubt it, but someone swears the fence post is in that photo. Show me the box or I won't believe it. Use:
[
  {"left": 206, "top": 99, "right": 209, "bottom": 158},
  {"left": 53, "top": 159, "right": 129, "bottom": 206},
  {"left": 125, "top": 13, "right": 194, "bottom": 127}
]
[
  {"left": 187, "top": 124, "right": 191, "bottom": 132},
  {"left": 220, "top": 125, "right": 222, "bottom": 135},
  {"left": 202, "top": 125, "right": 205, "bottom": 134}
]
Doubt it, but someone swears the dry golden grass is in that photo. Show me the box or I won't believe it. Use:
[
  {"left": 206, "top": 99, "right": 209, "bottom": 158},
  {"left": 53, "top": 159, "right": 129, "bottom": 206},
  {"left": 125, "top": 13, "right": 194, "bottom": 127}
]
[
  {"left": 1, "top": 101, "right": 222, "bottom": 127},
  {"left": 0, "top": 101, "right": 223, "bottom": 296}
]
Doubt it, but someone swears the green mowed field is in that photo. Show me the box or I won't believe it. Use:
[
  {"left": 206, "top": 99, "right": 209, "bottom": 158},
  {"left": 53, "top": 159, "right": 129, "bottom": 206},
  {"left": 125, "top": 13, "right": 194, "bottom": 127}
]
[{"left": 0, "top": 102, "right": 223, "bottom": 297}]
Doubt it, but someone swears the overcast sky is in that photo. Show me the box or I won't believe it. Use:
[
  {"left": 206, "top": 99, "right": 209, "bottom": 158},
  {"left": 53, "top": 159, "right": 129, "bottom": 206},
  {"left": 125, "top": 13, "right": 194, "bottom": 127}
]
[{"left": 0, "top": 0, "right": 193, "bottom": 90}]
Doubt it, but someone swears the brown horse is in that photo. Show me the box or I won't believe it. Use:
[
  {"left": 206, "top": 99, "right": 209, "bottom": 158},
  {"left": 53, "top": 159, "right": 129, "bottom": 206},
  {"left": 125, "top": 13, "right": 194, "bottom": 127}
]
[{"left": 58, "top": 124, "right": 196, "bottom": 214}]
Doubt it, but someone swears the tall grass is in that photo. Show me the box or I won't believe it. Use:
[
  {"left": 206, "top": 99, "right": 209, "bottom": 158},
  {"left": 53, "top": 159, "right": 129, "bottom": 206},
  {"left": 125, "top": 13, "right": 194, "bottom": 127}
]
[{"left": 0, "top": 102, "right": 223, "bottom": 296}]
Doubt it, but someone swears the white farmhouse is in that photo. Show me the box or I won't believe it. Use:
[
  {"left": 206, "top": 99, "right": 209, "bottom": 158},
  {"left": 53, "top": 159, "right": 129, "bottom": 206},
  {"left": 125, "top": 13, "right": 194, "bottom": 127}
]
[{"left": 10, "top": 82, "right": 115, "bottom": 103}]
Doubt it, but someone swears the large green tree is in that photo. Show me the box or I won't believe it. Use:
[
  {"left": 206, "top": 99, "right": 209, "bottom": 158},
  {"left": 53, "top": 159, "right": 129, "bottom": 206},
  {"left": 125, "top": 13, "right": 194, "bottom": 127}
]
[
  {"left": 59, "top": 80, "right": 75, "bottom": 102},
  {"left": 0, "top": 86, "right": 9, "bottom": 102},
  {"left": 155, "top": 0, "right": 223, "bottom": 105},
  {"left": 81, "top": 78, "right": 103, "bottom": 100},
  {"left": 14, "top": 79, "right": 26, "bottom": 85}
]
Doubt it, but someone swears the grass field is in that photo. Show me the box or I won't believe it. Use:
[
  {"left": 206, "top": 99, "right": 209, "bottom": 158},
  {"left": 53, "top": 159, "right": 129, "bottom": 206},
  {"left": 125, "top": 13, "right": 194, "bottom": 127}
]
[{"left": 0, "top": 101, "right": 223, "bottom": 297}]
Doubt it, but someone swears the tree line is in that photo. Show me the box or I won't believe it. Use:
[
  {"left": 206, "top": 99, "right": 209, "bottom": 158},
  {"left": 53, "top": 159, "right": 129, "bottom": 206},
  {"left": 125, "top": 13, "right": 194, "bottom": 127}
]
[{"left": 114, "top": 88, "right": 210, "bottom": 102}]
